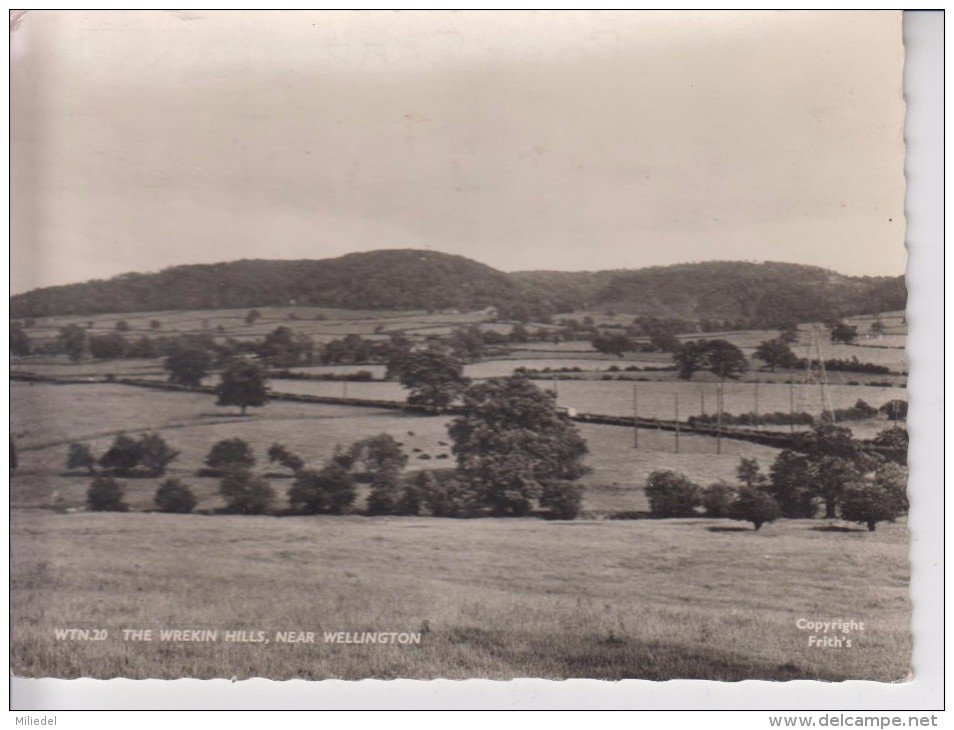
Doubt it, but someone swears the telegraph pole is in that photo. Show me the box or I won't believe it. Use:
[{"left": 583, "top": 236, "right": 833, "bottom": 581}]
[
  {"left": 674, "top": 391, "right": 680, "bottom": 454},
  {"left": 789, "top": 378, "right": 795, "bottom": 435},
  {"left": 754, "top": 381, "right": 760, "bottom": 430},
  {"left": 632, "top": 383, "right": 639, "bottom": 449},
  {"left": 716, "top": 364, "right": 724, "bottom": 455}
]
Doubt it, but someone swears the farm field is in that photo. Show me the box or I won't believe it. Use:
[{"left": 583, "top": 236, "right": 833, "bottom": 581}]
[
  {"left": 10, "top": 510, "right": 910, "bottom": 680},
  {"left": 9, "top": 308, "right": 910, "bottom": 683},
  {"left": 11, "top": 382, "right": 783, "bottom": 516},
  {"left": 265, "top": 377, "right": 906, "bottom": 421}
]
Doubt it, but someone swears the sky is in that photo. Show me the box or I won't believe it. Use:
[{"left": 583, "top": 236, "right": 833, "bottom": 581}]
[{"left": 10, "top": 10, "right": 907, "bottom": 295}]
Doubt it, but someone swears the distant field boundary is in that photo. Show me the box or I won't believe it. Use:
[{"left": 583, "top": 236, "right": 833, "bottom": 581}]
[{"left": 13, "top": 371, "right": 810, "bottom": 451}]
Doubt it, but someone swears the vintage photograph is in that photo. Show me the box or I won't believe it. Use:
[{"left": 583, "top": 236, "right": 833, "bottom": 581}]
[{"left": 10, "top": 10, "right": 911, "bottom": 684}]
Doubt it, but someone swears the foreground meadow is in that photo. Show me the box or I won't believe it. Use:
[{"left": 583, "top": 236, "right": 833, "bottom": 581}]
[{"left": 10, "top": 510, "right": 909, "bottom": 681}]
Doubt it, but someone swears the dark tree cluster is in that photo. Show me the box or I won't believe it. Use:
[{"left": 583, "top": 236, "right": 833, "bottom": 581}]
[{"left": 674, "top": 339, "right": 748, "bottom": 380}]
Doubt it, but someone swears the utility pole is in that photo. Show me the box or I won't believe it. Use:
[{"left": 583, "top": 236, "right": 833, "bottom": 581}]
[
  {"left": 716, "top": 364, "right": 724, "bottom": 455},
  {"left": 789, "top": 378, "right": 795, "bottom": 435},
  {"left": 754, "top": 381, "right": 760, "bottom": 430},
  {"left": 632, "top": 382, "right": 639, "bottom": 449},
  {"left": 674, "top": 391, "right": 680, "bottom": 454}
]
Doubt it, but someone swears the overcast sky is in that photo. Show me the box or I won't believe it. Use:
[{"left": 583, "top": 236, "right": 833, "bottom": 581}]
[{"left": 10, "top": 10, "right": 906, "bottom": 295}]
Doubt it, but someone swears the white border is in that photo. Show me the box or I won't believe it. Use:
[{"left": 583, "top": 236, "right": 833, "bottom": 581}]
[{"left": 6, "top": 8, "right": 944, "bottom": 714}]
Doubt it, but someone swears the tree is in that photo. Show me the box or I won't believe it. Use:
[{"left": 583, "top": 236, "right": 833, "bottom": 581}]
[
  {"left": 410, "top": 470, "right": 472, "bottom": 517},
  {"left": 736, "top": 457, "right": 767, "bottom": 488},
  {"left": 508, "top": 324, "right": 530, "bottom": 343},
  {"left": 539, "top": 481, "right": 584, "bottom": 520},
  {"left": 89, "top": 333, "right": 130, "bottom": 360},
  {"left": 702, "top": 481, "right": 738, "bottom": 517},
  {"left": 347, "top": 434, "right": 408, "bottom": 515},
  {"left": 58, "top": 324, "right": 88, "bottom": 363},
  {"left": 99, "top": 434, "right": 142, "bottom": 476},
  {"left": 154, "top": 478, "right": 197, "bottom": 514},
  {"left": 674, "top": 341, "right": 710, "bottom": 380},
  {"left": 387, "top": 350, "right": 470, "bottom": 412},
  {"left": 87, "top": 476, "right": 129, "bottom": 512},
  {"left": 592, "top": 333, "right": 633, "bottom": 358},
  {"left": 705, "top": 340, "right": 749, "bottom": 380},
  {"left": 827, "top": 320, "right": 858, "bottom": 345},
  {"left": 219, "top": 470, "right": 274, "bottom": 515},
  {"left": 879, "top": 400, "right": 907, "bottom": 422},
  {"left": 650, "top": 332, "right": 682, "bottom": 353},
  {"left": 216, "top": 359, "right": 268, "bottom": 415},
  {"left": 645, "top": 470, "right": 701, "bottom": 517},
  {"left": 870, "top": 318, "right": 886, "bottom": 335},
  {"left": 790, "top": 424, "right": 864, "bottom": 518},
  {"left": 115, "top": 320, "right": 130, "bottom": 332},
  {"left": 149, "top": 320, "right": 162, "bottom": 331},
  {"left": 449, "top": 376, "right": 589, "bottom": 515},
  {"left": 137, "top": 433, "right": 179, "bottom": 477},
  {"left": 871, "top": 427, "right": 908, "bottom": 464},
  {"left": 778, "top": 322, "right": 800, "bottom": 344},
  {"left": 840, "top": 481, "right": 905, "bottom": 531},
  {"left": 288, "top": 463, "right": 356, "bottom": 514},
  {"left": 674, "top": 339, "right": 748, "bottom": 380},
  {"left": 10, "top": 322, "right": 30, "bottom": 356},
  {"left": 164, "top": 347, "right": 212, "bottom": 388},
  {"left": 348, "top": 434, "right": 407, "bottom": 477},
  {"left": 259, "top": 326, "right": 313, "bottom": 367},
  {"left": 267, "top": 443, "right": 304, "bottom": 473},
  {"left": 728, "top": 487, "right": 781, "bottom": 530},
  {"left": 767, "top": 450, "right": 817, "bottom": 518},
  {"left": 753, "top": 339, "right": 797, "bottom": 371},
  {"left": 67, "top": 442, "right": 97, "bottom": 474},
  {"left": 205, "top": 438, "right": 256, "bottom": 472},
  {"left": 245, "top": 309, "right": 262, "bottom": 325}
]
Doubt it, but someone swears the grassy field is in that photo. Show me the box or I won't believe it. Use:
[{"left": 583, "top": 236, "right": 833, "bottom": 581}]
[
  {"left": 10, "top": 510, "right": 910, "bottom": 681},
  {"left": 265, "top": 377, "right": 906, "bottom": 421},
  {"left": 10, "top": 308, "right": 910, "bottom": 682},
  {"left": 11, "top": 382, "right": 785, "bottom": 516}
]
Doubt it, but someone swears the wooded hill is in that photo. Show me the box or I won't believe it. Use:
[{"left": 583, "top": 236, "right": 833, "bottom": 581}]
[{"left": 11, "top": 250, "right": 905, "bottom": 327}]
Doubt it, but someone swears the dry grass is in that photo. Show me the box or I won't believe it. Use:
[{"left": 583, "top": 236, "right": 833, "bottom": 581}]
[{"left": 10, "top": 510, "right": 910, "bottom": 681}]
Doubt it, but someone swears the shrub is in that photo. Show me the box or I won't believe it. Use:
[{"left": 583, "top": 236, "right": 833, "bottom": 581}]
[
  {"left": 728, "top": 487, "right": 780, "bottom": 530},
  {"left": 137, "top": 433, "right": 179, "bottom": 477},
  {"left": 205, "top": 438, "right": 256, "bottom": 472},
  {"left": 154, "top": 478, "right": 197, "bottom": 514},
  {"left": 288, "top": 464, "right": 356, "bottom": 515},
  {"left": 267, "top": 443, "right": 304, "bottom": 473},
  {"left": 879, "top": 399, "right": 908, "bottom": 421},
  {"left": 366, "top": 471, "right": 403, "bottom": 516},
  {"left": 67, "top": 442, "right": 97, "bottom": 474},
  {"left": 219, "top": 470, "right": 274, "bottom": 515},
  {"left": 644, "top": 470, "right": 702, "bottom": 518},
  {"left": 87, "top": 476, "right": 129, "bottom": 512},
  {"left": 840, "top": 481, "right": 905, "bottom": 531},
  {"left": 413, "top": 470, "right": 473, "bottom": 517},
  {"left": 702, "top": 481, "right": 738, "bottom": 517},
  {"left": 99, "top": 434, "right": 142, "bottom": 476},
  {"left": 539, "top": 481, "right": 584, "bottom": 520}
]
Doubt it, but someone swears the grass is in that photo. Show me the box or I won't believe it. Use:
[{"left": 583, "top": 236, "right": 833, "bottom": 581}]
[
  {"left": 10, "top": 510, "right": 910, "bottom": 680},
  {"left": 12, "top": 382, "right": 785, "bottom": 516}
]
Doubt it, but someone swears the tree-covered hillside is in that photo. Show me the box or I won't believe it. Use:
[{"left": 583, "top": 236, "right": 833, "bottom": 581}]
[
  {"left": 11, "top": 250, "right": 905, "bottom": 327},
  {"left": 10, "top": 250, "right": 551, "bottom": 321},
  {"left": 513, "top": 261, "right": 906, "bottom": 327}
]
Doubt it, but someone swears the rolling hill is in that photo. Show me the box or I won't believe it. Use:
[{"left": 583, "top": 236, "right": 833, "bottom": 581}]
[{"left": 10, "top": 250, "right": 905, "bottom": 327}]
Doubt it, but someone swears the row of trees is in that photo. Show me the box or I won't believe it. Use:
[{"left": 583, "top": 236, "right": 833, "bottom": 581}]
[
  {"left": 643, "top": 431, "right": 908, "bottom": 531},
  {"left": 81, "top": 375, "right": 592, "bottom": 519}
]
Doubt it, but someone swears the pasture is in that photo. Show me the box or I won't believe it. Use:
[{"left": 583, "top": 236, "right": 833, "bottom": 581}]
[
  {"left": 10, "top": 382, "right": 784, "bottom": 515},
  {"left": 10, "top": 510, "right": 910, "bottom": 680},
  {"left": 9, "top": 307, "right": 910, "bottom": 682}
]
